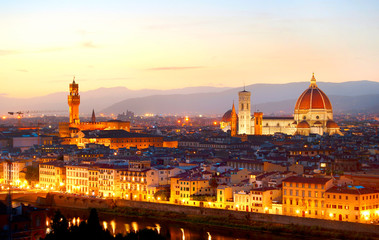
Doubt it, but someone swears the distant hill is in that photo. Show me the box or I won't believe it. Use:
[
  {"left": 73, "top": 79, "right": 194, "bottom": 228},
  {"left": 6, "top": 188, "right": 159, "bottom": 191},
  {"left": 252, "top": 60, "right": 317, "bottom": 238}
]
[
  {"left": 102, "top": 81, "right": 379, "bottom": 115},
  {"left": 102, "top": 93, "right": 379, "bottom": 115},
  {"left": 0, "top": 86, "right": 231, "bottom": 116},
  {"left": 1, "top": 81, "right": 379, "bottom": 116}
]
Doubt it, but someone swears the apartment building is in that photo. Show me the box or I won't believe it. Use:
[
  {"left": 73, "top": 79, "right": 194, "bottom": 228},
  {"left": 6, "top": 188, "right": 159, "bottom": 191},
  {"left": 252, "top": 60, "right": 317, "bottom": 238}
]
[
  {"left": 39, "top": 161, "right": 66, "bottom": 190},
  {"left": 325, "top": 185, "right": 379, "bottom": 223},
  {"left": 66, "top": 165, "right": 89, "bottom": 194},
  {"left": 282, "top": 176, "right": 333, "bottom": 218}
]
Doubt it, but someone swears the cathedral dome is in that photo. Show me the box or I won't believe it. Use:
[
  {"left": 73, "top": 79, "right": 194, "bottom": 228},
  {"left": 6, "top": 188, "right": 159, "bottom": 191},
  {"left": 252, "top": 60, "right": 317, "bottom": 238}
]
[
  {"left": 297, "top": 121, "right": 310, "bottom": 128},
  {"left": 222, "top": 109, "right": 233, "bottom": 122},
  {"left": 294, "top": 73, "right": 332, "bottom": 111},
  {"left": 326, "top": 120, "right": 339, "bottom": 128}
]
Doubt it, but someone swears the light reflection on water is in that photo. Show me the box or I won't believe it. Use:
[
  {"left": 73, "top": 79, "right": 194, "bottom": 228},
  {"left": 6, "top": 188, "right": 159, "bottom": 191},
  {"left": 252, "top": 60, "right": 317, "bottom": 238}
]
[{"left": 47, "top": 209, "right": 300, "bottom": 240}]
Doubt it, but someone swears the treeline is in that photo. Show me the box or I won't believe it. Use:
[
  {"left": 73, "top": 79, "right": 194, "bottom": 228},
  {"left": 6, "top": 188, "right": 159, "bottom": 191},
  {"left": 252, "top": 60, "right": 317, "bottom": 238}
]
[{"left": 43, "top": 208, "right": 166, "bottom": 240}]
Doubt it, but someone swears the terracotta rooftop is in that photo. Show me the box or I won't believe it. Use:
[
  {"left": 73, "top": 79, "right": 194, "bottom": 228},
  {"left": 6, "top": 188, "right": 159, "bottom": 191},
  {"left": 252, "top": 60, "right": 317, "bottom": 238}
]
[
  {"left": 283, "top": 176, "right": 332, "bottom": 184},
  {"left": 326, "top": 186, "right": 379, "bottom": 195}
]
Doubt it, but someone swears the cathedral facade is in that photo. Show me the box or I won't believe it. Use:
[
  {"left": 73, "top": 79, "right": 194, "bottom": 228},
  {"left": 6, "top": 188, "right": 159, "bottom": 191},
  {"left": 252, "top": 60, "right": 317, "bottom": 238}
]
[{"left": 220, "top": 74, "right": 342, "bottom": 136}]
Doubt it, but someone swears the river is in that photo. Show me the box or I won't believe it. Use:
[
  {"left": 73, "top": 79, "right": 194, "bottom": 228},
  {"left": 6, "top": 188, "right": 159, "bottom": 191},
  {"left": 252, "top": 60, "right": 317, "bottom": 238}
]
[{"left": 45, "top": 207, "right": 313, "bottom": 240}]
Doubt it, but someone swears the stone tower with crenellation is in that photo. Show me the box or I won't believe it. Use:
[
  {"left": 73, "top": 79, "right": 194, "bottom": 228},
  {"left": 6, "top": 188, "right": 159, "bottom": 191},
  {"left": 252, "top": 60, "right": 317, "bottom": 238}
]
[{"left": 68, "top": 78, "right": 80, "bottom": 124}]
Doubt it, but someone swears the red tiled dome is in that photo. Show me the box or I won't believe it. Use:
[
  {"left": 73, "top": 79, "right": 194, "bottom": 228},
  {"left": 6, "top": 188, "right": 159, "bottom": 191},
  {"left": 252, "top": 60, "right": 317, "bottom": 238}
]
[
  {"left": 222, "top": 110, "right": 232, "bottom": 122},
  {"left": 295, "top": 74, "right": 332, "bottom": 111},
  {"left": 326, "top": 120, "right": 339, "bottom": 128},
  {"left": 297, "top": 121, "right": 310, "bottom": 128}
]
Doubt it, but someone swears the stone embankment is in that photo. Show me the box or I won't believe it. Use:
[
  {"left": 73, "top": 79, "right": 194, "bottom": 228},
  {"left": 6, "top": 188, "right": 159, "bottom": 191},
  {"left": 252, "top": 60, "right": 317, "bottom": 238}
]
[{"left": 28, "top": 193, "right": 379, "bottom": 235}]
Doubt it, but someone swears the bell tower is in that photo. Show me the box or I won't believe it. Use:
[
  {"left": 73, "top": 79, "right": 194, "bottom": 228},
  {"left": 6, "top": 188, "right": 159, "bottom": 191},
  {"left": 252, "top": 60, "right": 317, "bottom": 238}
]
[
  {"left": 68, "top": 77, "right": 80, "bottom": 124},
  {"left": 238, "top": 88, "right": 251, "bottom": 134}
]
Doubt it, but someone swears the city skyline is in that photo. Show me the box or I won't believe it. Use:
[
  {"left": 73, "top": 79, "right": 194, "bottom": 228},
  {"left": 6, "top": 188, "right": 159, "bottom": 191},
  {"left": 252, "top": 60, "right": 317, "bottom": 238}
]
[{"left": 1, "top": 1, "right": 379, "bottom": 98}]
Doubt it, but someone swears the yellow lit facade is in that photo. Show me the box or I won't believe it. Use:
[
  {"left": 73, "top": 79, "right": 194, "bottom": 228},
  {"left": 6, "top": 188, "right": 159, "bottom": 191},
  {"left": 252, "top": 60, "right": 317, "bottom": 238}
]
[
  {"left": 234, "top": 188, "right": 281, "bottom": 213},
  {"left": 99, "top": 167, "right": 121, "bottom": 198},
  {"left": 3, "top": 160, "right": 28, "bottom": 186},
  {"left": 282, "top": 176, "right": 333, "bottom": 218},
  {"left": 39, "top": 162, "right": 66, "bottom": 191},
  {"left": 120, "top": 169, "right": 150, "bottom": 201},
  {"left": 66, "top": 165, "right": 89, "bottom": 195},
  {"left": 89, "top": 168, "right": 99, "bottom": 196},
  {"left": 325, "top": 186, "right": 379, "bottom": 223}
]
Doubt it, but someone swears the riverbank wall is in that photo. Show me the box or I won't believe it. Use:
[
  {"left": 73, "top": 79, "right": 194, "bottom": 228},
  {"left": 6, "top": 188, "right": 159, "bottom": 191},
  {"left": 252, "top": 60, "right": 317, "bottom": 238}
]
[
  {"left": 35, "top": 193, "right": 379, "bottom": 235},
  {"left": 116, "top": 199, "right": 379, "bottom": 235}
]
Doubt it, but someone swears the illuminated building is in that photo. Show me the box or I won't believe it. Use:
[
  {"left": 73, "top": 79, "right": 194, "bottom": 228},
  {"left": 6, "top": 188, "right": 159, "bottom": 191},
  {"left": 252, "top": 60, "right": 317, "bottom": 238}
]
[
  {"left": 282, "top": 176, "right": 333, "bottom": 218},
  {"left": 89, "top": 168, "right": 99, "bottom": 196},
  {"left": 294, "top": 73, "right": 342, "bottom": 136},
  {"left": 3, "top": 160, "right": 30, "bottom": 186},
  {"left": 120, "top": 169, "right": 150, "bottom": 201},
  {"left": 120, "top": 161, "right": 151, "bottom": 201},
  {"left": 59, "top": 79, "right": 130, "bottom": 138},
  {"left": 98, "top": 166, "right": 121, "bottom": 198},
  {"left": 39, "top": 161, "right": 66, "bottom": 191},
  {"left": 221, "top": 73, "right": 342, "bottom": 136},
  {"left": 238, "top": 89, "right": 251, "bottom": 135},
  {"left": 67, "top": 129, "right": 164, "bottom": 149},
  {"left": 325, "top": 186, "right": 379, "bottom": 223},
  {"left": 174, "top": 176, "right": 211, "bottom": 204},
  {"left": 233, "top": 187, "right": 281, "bottom": 213},
  {"left": 65, "top": 165, "right": 89, "bottom": 195}
]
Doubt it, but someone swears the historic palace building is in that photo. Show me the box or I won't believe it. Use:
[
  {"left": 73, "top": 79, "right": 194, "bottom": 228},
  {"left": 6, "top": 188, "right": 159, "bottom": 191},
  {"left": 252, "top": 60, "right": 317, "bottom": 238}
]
[
  {"left": 59, "top": 78, "right": 130, "bottom": 138},
  {"left": 59, "top": 79, "right": 164, "bottom": 149},
  {"left": 221, "top": 74, "right": 342, "bottom": 136}
]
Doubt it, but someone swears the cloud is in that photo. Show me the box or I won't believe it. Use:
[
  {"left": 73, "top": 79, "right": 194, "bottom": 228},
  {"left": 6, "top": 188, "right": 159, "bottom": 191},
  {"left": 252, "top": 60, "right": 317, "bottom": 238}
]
[
  {"left": 38, "top": 47, "right": 70, "bottom": 53},
  {"left": 81, "top": 41, "right": 98, "bottom": 48},
  {"left": 0, "top": 50, "right": 19, "bottom": 56},
  {"left": 16, "top": 69, "right": 28, "bottom": 73},
  {"left": 0, "top": 93, "right": 8, "bottom": 96},
  {"left": 146, "top": 66, "right": 205, "bottom": 71},
  {"left": 96, "top": 77, "right": 132, "bottom": 81},
  {"left": 77, "top": 29, "right": 89, "bottom": 36}
]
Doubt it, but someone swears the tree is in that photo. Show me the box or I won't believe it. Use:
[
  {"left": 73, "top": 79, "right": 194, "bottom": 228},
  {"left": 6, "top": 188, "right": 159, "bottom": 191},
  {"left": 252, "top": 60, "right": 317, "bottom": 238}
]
[
  {"left": 25, "top": 165, "right": 39, "bottom": 184},
  {"left": 154, "top": 189, "right": 170, "bottom": 201},
  {"left": 209, "top": 177, "right": 219, "bottom": 195},
  {"left": 44, "top": 210, "right": 69, "bottom": 240}
]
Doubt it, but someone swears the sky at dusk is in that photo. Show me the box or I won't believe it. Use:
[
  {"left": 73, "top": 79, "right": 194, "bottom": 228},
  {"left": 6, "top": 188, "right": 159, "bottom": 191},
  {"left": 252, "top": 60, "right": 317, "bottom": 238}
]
[{"left": 1, "top": 0, "right": 379, "bottom": 98}]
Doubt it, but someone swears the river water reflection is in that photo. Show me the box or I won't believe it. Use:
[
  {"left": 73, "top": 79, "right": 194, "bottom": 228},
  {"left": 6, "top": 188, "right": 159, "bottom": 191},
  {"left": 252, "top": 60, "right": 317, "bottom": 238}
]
[{"left": 49, "top": 208, "right": 305, "bottom": 240}]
